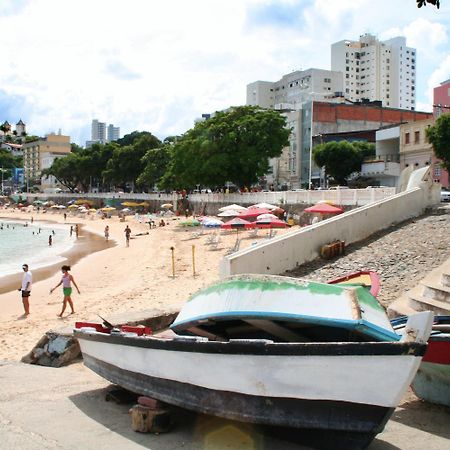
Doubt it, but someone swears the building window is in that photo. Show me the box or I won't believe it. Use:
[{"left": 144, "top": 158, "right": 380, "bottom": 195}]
[
  {"left": 405, "top": 133, "right": 410, "bottom": 144},
  {"left": 434, "top": 166, "right": 442, "bottom": 177},
  {"left": 414, "top": 131, "right": 420, "bottom": 143}
]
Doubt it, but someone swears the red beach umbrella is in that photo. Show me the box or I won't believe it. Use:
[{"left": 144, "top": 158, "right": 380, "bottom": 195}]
[
  {"left": 255, "top": 218, "right": 289, "bottom": 229},
  {"left": 304, "top": 203, "right": 344, "bottom": 214},
  {"left": 237, "top": 207, "right": 271, "bottom": 220},
  {"left": 221, "top": 218, "right": 255, "bottom": 230}
]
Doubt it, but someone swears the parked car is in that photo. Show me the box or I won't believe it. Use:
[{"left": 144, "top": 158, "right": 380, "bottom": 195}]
[{"left": 441, "top": 188, "right": 450, "bottom": 202}]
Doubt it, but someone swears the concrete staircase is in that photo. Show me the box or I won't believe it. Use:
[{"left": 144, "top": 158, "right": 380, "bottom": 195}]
[{"left": 388, "top": 258, "right": 450, "bottom": 318}]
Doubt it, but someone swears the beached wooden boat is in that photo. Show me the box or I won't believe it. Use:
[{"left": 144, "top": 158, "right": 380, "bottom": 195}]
[
  {"left": 391, "top": 315, "right": 450, "bottom": 407},
  {"left": 75, "top": 275, "right": 434, "bottom": 449},
  {"left": 327, "top": 271, "right": 381, "bottom": 298},
  {"left": 75, "top": 311, "right": 432, "bottom": 450},
  {"left": 171, "top": 275, "right": 394, "bottom": 342}
]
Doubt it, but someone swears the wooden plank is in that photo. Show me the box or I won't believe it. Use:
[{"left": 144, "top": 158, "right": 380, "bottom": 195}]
[{"left": 244, "top": 320, "right": 311, "bottom": 342}]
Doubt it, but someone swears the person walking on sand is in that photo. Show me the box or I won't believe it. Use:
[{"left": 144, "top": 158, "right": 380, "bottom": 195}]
[
  {"left": 104, "top": 225, "right": 109, "bottom": 241},
  {"left": 19, "top": 264, "right": 32, "bottom": 316},
  {"left": 50, "top": 265, "right": 80, "bottom": 317},
  {"left": 124, "top": 225, "right": 131, "bottom": 247}
]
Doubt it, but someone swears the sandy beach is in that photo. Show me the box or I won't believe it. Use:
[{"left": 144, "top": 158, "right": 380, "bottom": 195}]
[{"left": 0, "top": 208, "right": 291, "bottom": 361}]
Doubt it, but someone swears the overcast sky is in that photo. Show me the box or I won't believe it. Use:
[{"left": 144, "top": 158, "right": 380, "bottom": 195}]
[{"left": 1, "top": 0, "right": 449, "bottom": 145}]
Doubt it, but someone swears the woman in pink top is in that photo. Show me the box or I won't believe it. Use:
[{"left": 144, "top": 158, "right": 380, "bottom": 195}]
[{"left": 50, "top": 265, "right": 80, "bottom": 317}]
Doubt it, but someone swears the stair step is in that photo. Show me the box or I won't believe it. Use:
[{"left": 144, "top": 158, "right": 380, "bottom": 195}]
[
  {"left": 421, "top": 281, "right": 450, "bottom": 302},
  {"left": 442, "top": 273, "right": 450, "bottom": 288},
  {"left": 408, "top": 293, "right": 450, "bottom": 315}
]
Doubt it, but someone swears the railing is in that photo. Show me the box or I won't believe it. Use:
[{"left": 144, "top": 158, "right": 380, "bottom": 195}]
[{"left": 25, "top": 187, "right": 397, "bottom": 207}]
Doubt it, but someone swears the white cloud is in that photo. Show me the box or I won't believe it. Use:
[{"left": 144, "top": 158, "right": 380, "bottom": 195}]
[{"left": 0, "top": 0, "right": 449, "bottom": 145}]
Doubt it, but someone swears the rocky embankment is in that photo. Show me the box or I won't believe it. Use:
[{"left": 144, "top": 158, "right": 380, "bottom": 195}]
[{"left": 287, "top": 212, "right": 450, "bottom": 308}]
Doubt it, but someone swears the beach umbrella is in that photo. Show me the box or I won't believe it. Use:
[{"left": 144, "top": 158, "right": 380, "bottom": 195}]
[
  {"left": 250, "top": 202, "right": 279, "bottom": 211},
  {"left": 56, "top": 204, "right": 66, "bottom": 209},
  {"left": 217, "top": 209, "right": 243, "bottom": 217},
  {"left": 220, "top": 218, "right": 255, "bottom": 230},
  {"left": 68, "top": 204, "right": 79, "bottom": 209},
  {"left": 75, "top": 199, "right": 95, "bottom": 206},
  {"left": 255, "top": 217, "right": 289, "bottom": 229},
  {"left": 121, "top": 201, "right": 141, "bottom": 207},
  {"left": 180, "top": 218, "right": 200, "bottom": 227},
  {"left": 218, "top": 204, "right": 248, "bottom": 212},
  {"left": 101, "top": 206, "right": 116, "bottom": 212},
  {"left": 33, "top": 200, "right": 45, "bottom": 205},
  {"left": 317, "top": 200, "right": 336, "bottom": 205},
  {"left": 138, "top": 202, "right": 150, "bottom": 207},
  {"left": 202, "top": 218, "right": 223, "bottom": 228},
  {"left": 161, "top": 203, "right": 173, "bottom": 209},
  {"left": 122, "top": 208, "right": 131, "bottom": 212},
  {"left": 237, "top": 207, "right": 271, "bottom": 220},
  {"left": 256, "top": 213, "right": 278, "bottom": 221},
  {"left": 304, "top": 203, "right": 344, "bottom": 214},
  {"left": 17, "top": 203, "right": 24, "bottom": 208}
]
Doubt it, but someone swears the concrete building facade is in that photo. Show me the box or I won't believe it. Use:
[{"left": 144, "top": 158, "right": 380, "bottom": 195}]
[
  {"left": 22, "top": 134, "right": 71, "bottom": 190},
  {"left": 331, "top": 34, "right": 416, "bottom": 110},
  {"left": 247, "top": 68, "right": 343, "bottom": 110},
  {"left": 107, "top": 124, "right": 120, "bottom": 142}
]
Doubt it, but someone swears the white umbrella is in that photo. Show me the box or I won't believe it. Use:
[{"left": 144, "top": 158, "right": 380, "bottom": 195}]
[
  {"left": 202, "top": 218, "right": 223, "bottom": 227},
  {"left": 218, "top": 209, "right": 243, "bottom": 217},
  {"left": 218, "top": 204, "right": 248, "bottom": 212},
  {"left": 256, "top": 213, "right": 278, "bottom": 221},
  {"left": 251, "top": 202, "right": 278, "bottom": 210}
]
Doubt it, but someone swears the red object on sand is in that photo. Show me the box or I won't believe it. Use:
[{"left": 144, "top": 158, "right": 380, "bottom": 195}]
[
  {"left": 304, "top": 203, "right": 344, "bottom": 214},
  {"left": 237, "top": 208, "right": 271, "bottom": 220},
  {"left": 221, "top": 218, "right": 255, "bottom": 229},
  {"left": 255, "top": 218, "right": 289, "bottom": 229}
]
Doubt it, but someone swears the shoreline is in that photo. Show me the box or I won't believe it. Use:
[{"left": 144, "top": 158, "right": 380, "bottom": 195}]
[{"left": 0, "top": 217, "right": 115, "bottom": 295}]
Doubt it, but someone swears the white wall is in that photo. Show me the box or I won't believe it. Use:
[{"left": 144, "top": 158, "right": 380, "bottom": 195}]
[{"left": 220, "top": 182, "right": 440, "bottom": 278}]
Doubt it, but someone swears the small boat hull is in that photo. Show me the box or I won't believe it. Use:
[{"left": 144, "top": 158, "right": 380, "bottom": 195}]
[
  {"left": 327, "top": 271, "right": 381, "bottom": 298},
  {"left": 391, "top": 315, "right": 450, "bottom": 407},
  {"left": 75, "top": 329, "right": 427, "bottom": 449}
]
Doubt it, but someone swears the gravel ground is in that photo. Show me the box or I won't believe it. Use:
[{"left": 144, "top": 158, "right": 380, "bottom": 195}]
[{"left": 287, "top": 212, "right": 450, "bottom": 308}]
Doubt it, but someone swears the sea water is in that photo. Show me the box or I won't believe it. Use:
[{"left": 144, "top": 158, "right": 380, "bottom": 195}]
[{"left": 0, "top": 219, "right": 75, "bottom": 278}]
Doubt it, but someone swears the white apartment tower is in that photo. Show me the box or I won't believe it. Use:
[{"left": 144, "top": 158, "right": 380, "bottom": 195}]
[
  {"left": 331, "top": 34, "right": 416, "bottom": 110},
  {"left": 247, "top": 68, "right": 343, "bottom": 110},
  {"left": 91, "top": 119, "right": 107, "bottom": 142},
  {"left": 107, "top": 124, "right": 120, "bottom": 142}
]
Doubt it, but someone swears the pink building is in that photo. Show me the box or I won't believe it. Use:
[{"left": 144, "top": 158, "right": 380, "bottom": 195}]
[{"left": 432, "top": 80, "right": 450, "bottom": 188}]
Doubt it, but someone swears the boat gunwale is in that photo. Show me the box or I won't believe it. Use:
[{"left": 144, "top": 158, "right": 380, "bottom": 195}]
[{"left": 74, "top": 330, "right": 426, "bottom": 357}]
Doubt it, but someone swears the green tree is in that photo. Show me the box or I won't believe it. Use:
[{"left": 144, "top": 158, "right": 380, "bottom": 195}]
[
  {"left": 0, "top": 148, "right": 20, "bottom": 179},
  {"left": 116, "top": 131, "right": 160, "bottom": 148},
  {"left": 41, "top": 153, "right": 84, "bottom": 192},
  {"left": 351, "top": 141, "right": 375, "bottom": 161},
  {"left": 313, "top": 141, "right": 365, "bottom": 185},
  {"left": 426, "top": 113, "right": 450, "bottom": 174},
  {"left": 103, "top": 134, "right": 161, "bottom": 189},
  {"left": 137, "top": 143, "right": 172, "bottom": 189},
  {"left": 160, "top": 106, "right": 289, "bottom": 189}
]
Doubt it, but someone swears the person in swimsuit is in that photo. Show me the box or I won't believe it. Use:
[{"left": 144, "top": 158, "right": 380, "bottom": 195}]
[{"left": 50, "top": 265, "right": 80, "bottom": 317}]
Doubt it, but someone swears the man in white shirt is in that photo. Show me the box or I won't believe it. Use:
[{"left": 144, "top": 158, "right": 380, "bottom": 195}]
[{"left": 19, "top": 264, "right": 32, "bottom": 316}]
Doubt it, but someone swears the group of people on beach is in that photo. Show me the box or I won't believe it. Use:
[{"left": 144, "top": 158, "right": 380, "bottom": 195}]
[{"left": 19, "top": 263, "right": 80, "bottom": 318}]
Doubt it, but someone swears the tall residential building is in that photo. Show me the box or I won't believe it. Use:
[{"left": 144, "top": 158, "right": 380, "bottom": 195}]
[
  {"left": 91, "top": 119, "right": 106, "bottom": 142},
  {"left": 247, "top": 68, "right": 344, "bottom": 110},
  {"left": 331, "top": 34, "right": 416, "bottom": 110},
  {"left": 107, "top": 124, "right": 120, "bottom": 142}
]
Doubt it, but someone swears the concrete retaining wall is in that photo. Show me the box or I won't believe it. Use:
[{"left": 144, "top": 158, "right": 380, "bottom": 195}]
[{"left": 220, "top": 184, "right": 440, "bottom": 278}]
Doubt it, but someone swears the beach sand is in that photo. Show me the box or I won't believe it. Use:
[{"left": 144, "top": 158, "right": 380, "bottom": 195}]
[{"left": 0, "top": 208, "right": 289, "bottom": 361}]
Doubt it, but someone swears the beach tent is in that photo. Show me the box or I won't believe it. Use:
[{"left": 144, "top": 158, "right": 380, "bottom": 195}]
[
  {"left": 250, "top": 203, "right": 279, "bottom": 211},
  {"left": 218, "top": 204, "right": 248, "bottom": 212},
  {"left": 255, "top": 217, "right": 289, "bottom": 229},
  {"left": 217, "top": 209, "right": 243, "bottom": 217},
  {"left": 304, "top": 203, "right": 344, "bottom": 214},
  {"left": 221, "top": 218, "right": 254, "bottom": 230},
  {"left": 237, "top": 207, "right": 271, "bottom": 220}
]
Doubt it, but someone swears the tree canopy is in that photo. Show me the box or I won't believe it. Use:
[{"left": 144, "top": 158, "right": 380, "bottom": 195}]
[
  {"left": 426, "top": 113, "right": 450, "bottom": 173},
  {"left": 313, "top": 140, "right": 375, "bottom": 185},
  {"left": 160, "top": 106, "right": 290, "bottom": 189},
  {"left": 0, "top": 148, "right": 22, "bottom": 179}
]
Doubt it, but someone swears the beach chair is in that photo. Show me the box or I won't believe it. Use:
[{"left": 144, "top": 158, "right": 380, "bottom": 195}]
[
  {"left": 209, "top": 235, "right": 221, "bottom": 250},
  {"left": 191, "top": 231, "right": 201, "bottom": 239},
  {"left": 247, "top": 228, "right": 258, "bottom": 238},
  {"left": 205, "top": 232, "right": 218, "bottom": 245},
  {"left": 226, "top": 238, "right": 241, "bottom": 255}
]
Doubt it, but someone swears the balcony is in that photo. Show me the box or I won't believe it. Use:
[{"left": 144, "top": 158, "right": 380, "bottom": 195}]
[{"left": 361, "top": 160, "right": 400, "bottom": 178}]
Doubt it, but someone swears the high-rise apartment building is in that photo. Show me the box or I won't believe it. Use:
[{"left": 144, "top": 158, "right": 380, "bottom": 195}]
[
  {"left": 91, "top": 119, "right": 106, "bottom": 142},
  {"left": 331, "top": 34, "right": 416, "bottom": 110},
  {"left": 107, "top": 124, "right": 120, "bottom": 142},
  {"left": 86, "top": 119, "right": 120, "bottom": 147},
  {"left": 247, "top": 68, "right": 344, "bottom": 110}
]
